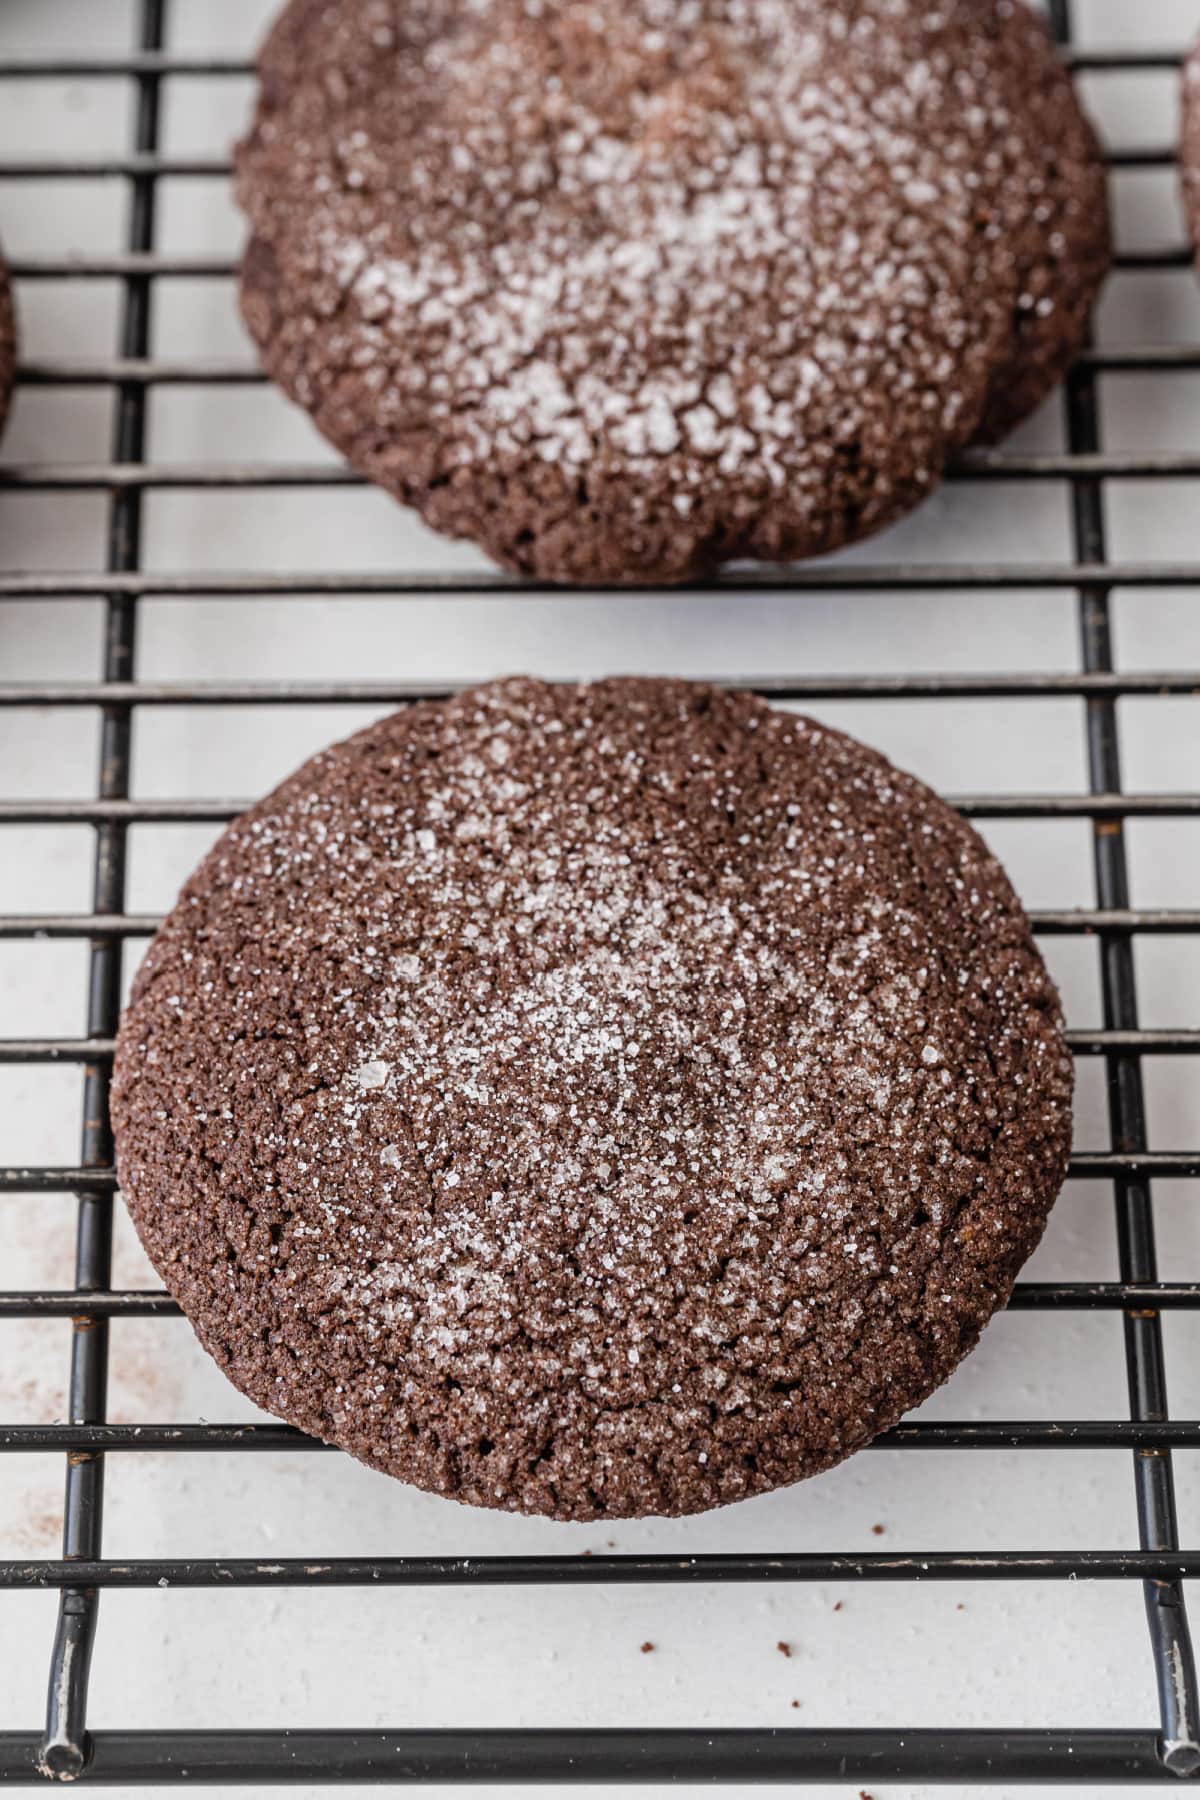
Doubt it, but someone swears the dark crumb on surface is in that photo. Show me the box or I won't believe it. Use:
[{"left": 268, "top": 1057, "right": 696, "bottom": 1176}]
[
  {"left": 833, "top": 1602, "right": 844, "bottom": 1613},
  {"left": 871, "top": 1523, "right": 886, "bottom": 1536},
  {"left": 790, "top": 1699, "right": 801, "bottom": 1709},
  {"left": 777, "top": 1640, "right": 792, "bottom": 1658},
  {"left": 580, "top": 1548, "right": 592, "bottom": 1556},
  {"left": 957, "top": 1602, "right": 966, "bottom": 1611},
  {"left": 640, "top": 1641, "right": 655, "bottom": 1654}
]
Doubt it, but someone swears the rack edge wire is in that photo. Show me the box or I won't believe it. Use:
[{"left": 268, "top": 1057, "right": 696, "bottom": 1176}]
[
  {"left": 34, "top": 0, "right": 164, "bottom": 1781},
  {"left": 0, "top": 1727, "right": 1190, "bottom": 1786}
]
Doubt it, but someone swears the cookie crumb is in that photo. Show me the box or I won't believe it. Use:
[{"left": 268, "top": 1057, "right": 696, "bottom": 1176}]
[
  {"left": 871, "top": 1523, "right": 886, "bottom": 1536},
  {"left": 777, "top": 1640, "right": 792, "bottom": 1658},
  {"left": 790, "top": 1699, "right": 801, "bottom": 1709},
  {"left": 833, "top": 1601, "right": 844, "bottom": 1613},
  {"left": 640, "top": 1641, "right": 655, "bottom": 1654}
]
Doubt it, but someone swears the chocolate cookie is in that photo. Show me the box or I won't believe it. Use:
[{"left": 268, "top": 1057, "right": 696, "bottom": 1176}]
[
  {"left": 234, "top": 0, "right": 1108, "bottom": 585},
  {"left": 0, "top": 245, "right": 15, "bottom": 439},
  {"left": 1184, "top": 39, "right": 1200, "bottom": 276},
  {"left": 112, "top": 678, "right": 1072, "bottom": 1520}
]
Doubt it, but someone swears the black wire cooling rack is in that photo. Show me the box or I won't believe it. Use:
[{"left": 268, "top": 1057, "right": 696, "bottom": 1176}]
[{"left": 2, "top": 0, "right": 1200, "bottom": 1784}]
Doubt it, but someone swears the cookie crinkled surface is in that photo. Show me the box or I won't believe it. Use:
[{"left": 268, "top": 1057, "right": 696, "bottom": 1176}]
[
  {"left": 113, "top": 678, "right": 1073, "bottom": 1520},
  {"left": 233, "top": 0, "right": 1110, "bottom": 585},
  {"left": 237, "top": 0, "right": 1115, "bottom": 579}
]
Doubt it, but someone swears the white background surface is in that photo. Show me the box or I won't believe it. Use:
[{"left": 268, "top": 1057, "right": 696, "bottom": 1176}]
[{"left": 1, "top": 2, "right": 1199, "bottom": 1796}]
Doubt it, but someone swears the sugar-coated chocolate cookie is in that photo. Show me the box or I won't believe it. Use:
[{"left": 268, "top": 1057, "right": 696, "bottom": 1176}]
[
  {"left": 234, "top": 0, "right": 1108, "bottom": 585},
  {"left": 0, "top": 246, "right": 15, "bottom": 439},
  {"left": 113, "top": 678, "right": 1072, "bottom": 1520}
]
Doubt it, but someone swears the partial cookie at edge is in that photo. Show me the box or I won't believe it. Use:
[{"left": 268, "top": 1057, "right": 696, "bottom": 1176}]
[
  {"left": 1183, "top": 39, "right": 1200, "bottom": 276},
  {"left": 0, "top": 245, "right": 16, "bottom": 440}
]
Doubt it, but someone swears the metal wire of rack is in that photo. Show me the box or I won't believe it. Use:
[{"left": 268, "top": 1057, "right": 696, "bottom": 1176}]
[{"left": 0, "top": 0, "right": 1199, "bottom": 1784}]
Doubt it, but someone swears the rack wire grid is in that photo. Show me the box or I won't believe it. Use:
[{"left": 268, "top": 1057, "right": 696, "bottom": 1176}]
[{"left": 1, "top": 0, "right": 1200, "bottom": 1788}]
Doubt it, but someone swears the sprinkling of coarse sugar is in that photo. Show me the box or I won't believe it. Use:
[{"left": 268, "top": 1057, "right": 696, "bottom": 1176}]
[
  {"left": 314, "top": 695, "right": 1047, "bottom": 1365},
  {"left": 355, "top": 1059, "right": 391, "bottom": 1091}
]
